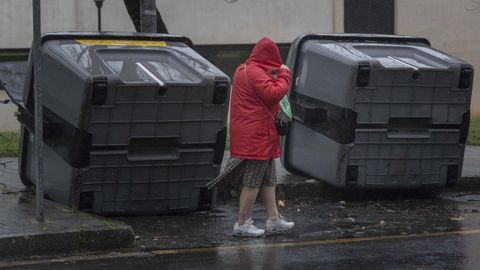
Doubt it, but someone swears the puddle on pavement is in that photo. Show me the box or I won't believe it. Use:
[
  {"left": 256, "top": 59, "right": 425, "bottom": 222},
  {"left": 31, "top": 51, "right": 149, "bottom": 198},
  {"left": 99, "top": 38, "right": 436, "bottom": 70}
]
[{"left": 439, "top": 193, "right": 480, "bottom": 202}]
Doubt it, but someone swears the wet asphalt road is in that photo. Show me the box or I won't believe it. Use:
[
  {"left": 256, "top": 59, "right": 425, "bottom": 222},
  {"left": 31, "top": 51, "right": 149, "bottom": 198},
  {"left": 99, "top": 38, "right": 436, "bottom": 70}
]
[
  {"left": 5, "top": 233, "right": 480, "bottom": 270},
  {"left": 2, "top": 186, "right": 480, "bottom": 270}
]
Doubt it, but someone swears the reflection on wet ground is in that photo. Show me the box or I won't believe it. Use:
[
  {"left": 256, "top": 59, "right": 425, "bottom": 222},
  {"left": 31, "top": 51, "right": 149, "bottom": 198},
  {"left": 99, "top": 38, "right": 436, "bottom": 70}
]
[
  {"left": 11, "top": 186, "right": 480, "bottom": 269},
  {"left": 121, "top": 187, "right": 480, "bottom": 250},
  {"left": 103, "top": 180, "right": 480, "bottom": 269}
]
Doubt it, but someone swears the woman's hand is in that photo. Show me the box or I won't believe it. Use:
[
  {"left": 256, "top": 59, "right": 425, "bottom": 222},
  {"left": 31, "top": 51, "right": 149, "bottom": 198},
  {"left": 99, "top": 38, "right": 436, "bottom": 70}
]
[{"left": 280, "top": 64, "right": 290, "bottom": 71}]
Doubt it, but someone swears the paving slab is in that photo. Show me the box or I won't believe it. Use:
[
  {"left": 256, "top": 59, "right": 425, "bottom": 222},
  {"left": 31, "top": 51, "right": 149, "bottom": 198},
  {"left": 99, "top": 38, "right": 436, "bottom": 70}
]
[
  {"left": 0, "top": 159, "right": 134, "bottom": 259},
  {"left": 462, "top": 145, "right": 480, "bottom": 178}
]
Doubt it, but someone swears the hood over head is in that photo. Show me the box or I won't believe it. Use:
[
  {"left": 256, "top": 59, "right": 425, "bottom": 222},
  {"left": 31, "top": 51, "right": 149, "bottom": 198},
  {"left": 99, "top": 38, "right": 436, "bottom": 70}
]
[{"left": 246, "top": 37, "right": 282, "bottom": 71}]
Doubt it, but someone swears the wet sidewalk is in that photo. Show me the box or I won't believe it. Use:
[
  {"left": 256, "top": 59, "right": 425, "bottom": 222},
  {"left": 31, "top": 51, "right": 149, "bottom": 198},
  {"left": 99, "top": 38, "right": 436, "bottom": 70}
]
[
  {"left": 120, "top": 179, "right": 480, "bottom": 251},
  {"left": 0, "top": 159, "right": 134, "bottom": 259},
  {"left": 121, "top": 146, "right": 480, "bottom": 252},
  {"left": 0, "top": 146, "right": 479, "bottom": 261},
  {"left": 461, "top": 145, "right": 480, "bottom": 178},
  {"left": 3, "top": 183, "right": 480, "bottom": 269}
]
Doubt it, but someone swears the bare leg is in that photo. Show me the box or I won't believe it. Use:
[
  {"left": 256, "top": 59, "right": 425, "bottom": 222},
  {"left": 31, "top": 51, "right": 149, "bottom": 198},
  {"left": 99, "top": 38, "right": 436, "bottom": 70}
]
[
  {"left": 262, "top": 185, "right": 279, "bottom": 221},
  {"left": 238, "top": 186, "right": 260, "bottom": 225}
]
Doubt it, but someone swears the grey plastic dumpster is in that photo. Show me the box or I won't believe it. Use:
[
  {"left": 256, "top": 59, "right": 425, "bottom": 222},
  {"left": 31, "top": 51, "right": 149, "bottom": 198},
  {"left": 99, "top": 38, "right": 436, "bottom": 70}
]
[
  {"left": 281, "top": 34, "right": 474, "bottom": 189},
  {"left": 9, "top": 32, "right": 230, "bottom": 215}
]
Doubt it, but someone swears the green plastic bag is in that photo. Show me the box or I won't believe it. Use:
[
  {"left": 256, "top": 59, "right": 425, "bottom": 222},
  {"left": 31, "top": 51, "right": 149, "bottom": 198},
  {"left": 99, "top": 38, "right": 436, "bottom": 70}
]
[{"left": 279, "top": 95, "right": 293, "bottom": 121}]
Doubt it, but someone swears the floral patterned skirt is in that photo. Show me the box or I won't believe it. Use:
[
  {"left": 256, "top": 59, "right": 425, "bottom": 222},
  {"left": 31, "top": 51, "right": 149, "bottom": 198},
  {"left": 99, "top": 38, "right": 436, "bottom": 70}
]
[{"left": 207, "top": 157, "right": 277, "bottom": 190}]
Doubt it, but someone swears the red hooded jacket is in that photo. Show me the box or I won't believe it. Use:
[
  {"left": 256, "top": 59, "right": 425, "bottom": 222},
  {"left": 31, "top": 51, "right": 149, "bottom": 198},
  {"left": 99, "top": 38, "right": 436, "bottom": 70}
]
[{"left": 229, "top": 37, "right": 291, "bottom": 160}]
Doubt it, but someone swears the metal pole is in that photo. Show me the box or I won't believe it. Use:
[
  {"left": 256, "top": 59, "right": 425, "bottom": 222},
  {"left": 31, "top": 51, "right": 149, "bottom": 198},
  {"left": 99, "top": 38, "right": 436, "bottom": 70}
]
[
  {"left": 140, "top": 0, "right": 157, "bottom": 33},
  {"left": 97, "top": 6, "right": 101, "bottom": 31},
  {"left": 93, "top": 0, "right": 104, "bottom": 32},
  {"left": 32, "top": 0, "right": 44, "bottom": 222}
]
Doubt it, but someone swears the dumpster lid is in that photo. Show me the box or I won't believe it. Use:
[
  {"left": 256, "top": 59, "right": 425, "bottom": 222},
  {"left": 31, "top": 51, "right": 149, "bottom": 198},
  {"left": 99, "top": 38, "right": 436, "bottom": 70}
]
[
  {"left": 286, "top": 34, "right": 432, "bottom": 80},
  {"left": 289, "top": 33, "right": 431, "bottom": 46},
  {"left": 0, "top": 32, "right": 193, "bottom": 106},
  {"left": 40, "top": 32, "right": 194, "bottom": 47},
  {"left": 42, "top": 32, "right": 224, "bottom": 81}
]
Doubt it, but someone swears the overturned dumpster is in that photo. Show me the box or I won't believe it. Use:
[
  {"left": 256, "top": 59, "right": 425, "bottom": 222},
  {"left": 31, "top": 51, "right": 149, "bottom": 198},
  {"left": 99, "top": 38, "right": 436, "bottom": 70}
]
[
  {"left": 2, "top": 32, "right": 230, "bottom": 215},
  {"left": 281, "top": 34, "right": 474, "bottom": 189}
]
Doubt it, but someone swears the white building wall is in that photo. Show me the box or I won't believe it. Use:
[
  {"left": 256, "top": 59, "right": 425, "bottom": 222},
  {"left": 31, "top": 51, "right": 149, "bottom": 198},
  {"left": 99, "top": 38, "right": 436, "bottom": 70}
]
[
  {"left": 0, "top": 0, "right": 134, "bottom": 48},
  {"left": 0, "top": 0, "right": 335, "bottom": 48},
  {"left": 158, "top": 0, "right": 334, "bottom": 44},
  {"left": 395, "top": 0, "right": 480, "bottom": 115}
]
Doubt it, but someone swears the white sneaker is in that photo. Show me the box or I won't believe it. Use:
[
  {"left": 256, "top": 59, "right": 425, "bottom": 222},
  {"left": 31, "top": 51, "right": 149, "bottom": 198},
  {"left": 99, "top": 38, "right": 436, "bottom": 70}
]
[
  {"left": 266, "top": 215, "right": 294, "bottom": 234},
  {"left": 233, "top": 221, "right": 265, "bottom": 237}
]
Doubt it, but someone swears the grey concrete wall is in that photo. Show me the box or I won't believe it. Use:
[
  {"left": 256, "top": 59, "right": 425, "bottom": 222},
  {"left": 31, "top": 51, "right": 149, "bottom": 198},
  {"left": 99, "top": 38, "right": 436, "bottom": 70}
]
[
  {"left": 157, "top": 0, "right": 334, "bottom": 44},
  {"left": 0, "top": 0, "right": 135, "bottom": 48},
  {"left": 0, "top": 0, "right": 335, "bottom": 48},
  {"left": 395, "top": 0, "right": 480, "bottom": 115}
]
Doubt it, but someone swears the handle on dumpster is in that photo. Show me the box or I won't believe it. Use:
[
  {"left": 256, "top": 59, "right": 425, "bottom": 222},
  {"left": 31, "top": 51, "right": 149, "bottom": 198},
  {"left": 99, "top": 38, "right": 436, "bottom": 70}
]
[
  {"left": 386, "top": 117, "right": 432, "bottom": 139},
  {"left": 291, "top": 101, "right": 328, "bottom": 125},
  {"left": 386, "top": 129, "right": 431, "bottom": 139},
  {"left": 127, "top": 150, "right": 180, "bottom": 161},
  {"left": 127, "top": 137, "right": 180, "bottom": 161}
]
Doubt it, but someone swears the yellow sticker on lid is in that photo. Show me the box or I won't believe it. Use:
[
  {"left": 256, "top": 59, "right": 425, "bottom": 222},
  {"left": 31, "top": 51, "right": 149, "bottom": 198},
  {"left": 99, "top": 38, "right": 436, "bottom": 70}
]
[{"left": 76, "top": 39, "right": 167, "bottom": 47}]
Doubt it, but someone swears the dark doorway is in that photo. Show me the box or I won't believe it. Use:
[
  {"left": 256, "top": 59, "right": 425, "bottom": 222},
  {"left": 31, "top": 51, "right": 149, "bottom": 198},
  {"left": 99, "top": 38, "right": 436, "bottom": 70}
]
[{"left": 344, "top": 0, "right": 395, "bottom": 34}]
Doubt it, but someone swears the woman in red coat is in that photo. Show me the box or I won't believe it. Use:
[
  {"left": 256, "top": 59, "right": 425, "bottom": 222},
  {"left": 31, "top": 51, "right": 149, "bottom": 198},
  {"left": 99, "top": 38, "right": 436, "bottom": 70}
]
[{"left": 211, "top": 37, "right": 294, "bottom": 237}]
